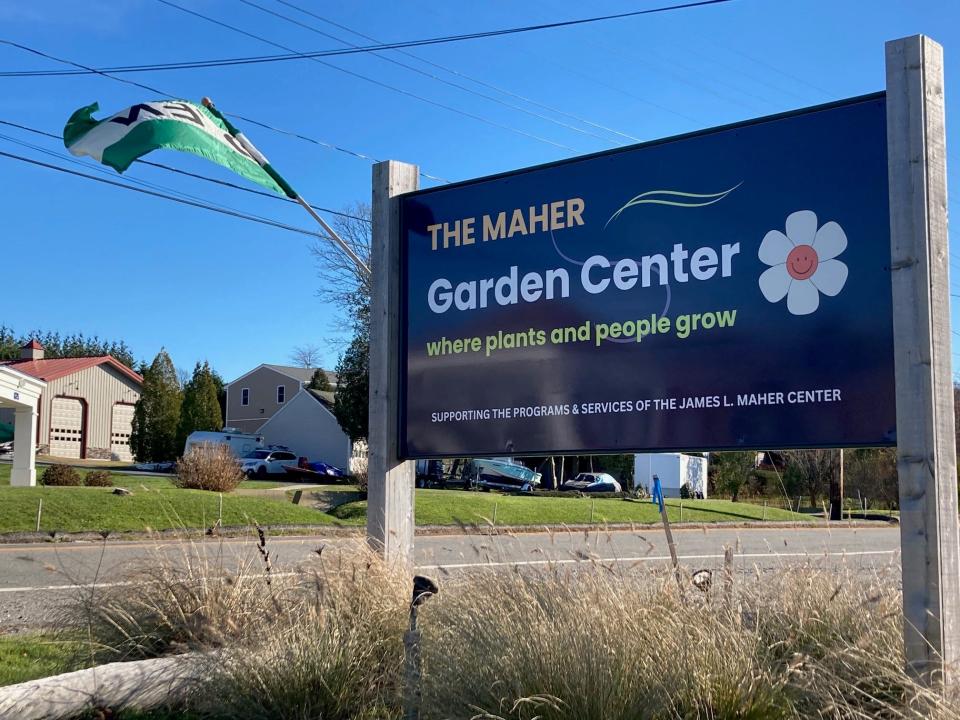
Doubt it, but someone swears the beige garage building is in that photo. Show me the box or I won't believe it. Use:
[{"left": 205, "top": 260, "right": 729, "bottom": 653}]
[{"left": 0, "top": 341, "right": 142, "bottom": 461}]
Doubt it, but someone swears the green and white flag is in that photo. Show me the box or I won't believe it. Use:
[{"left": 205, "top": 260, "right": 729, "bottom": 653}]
[{"left": 63, "top": 100, "right": 295, "bottom": 197}]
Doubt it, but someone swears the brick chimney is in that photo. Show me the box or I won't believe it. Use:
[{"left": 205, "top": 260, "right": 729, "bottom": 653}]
[{"left": 20, "top": 340, "right": 44, "bottom": 361}]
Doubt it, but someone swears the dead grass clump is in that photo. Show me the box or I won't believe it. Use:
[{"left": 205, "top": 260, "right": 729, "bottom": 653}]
[
  {"left": 61, "top": 540, "right": 288, "bottom": 663},
  {"left": 420, "top": 563, "right": 958, "bottom": 720},
  {"left": 62, "top": 537, "right": 409, "bottom": 719},
  {"left": 200, "top": 549, "right": 408, "bottom": 720},
  {"left": 174, "top": 443, "right": 243, "bottom": 492}
]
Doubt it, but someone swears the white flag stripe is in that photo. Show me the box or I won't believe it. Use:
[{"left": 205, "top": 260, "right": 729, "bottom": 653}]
[{"left": 67, "top": 101, "right": 252, "bottom": 165}]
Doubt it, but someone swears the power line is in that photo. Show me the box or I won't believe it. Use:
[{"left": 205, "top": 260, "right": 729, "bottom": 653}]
[
  {"left": 0, "top": 40, "right": 450, "bottom": 184},
  {"left": 0, "top": 0, "right": 736, "bottom": 77},
  {"left": 243, "top": 0, "right": 633, "bottom": 147},
  {"left": 275, "top": 0, "right": 644, "bottom": 144},
  {"left": 0, "top": 119, "right": 371, "bottom": 222},
  {"left": 154, "top": 0, "right": 578, "bottom": 152},
  {"left": 0, "top": 148, "right": 338, "bottom": 242}
]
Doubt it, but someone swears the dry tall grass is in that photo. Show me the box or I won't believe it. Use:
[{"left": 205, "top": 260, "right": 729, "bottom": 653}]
[
  {"left": 60, "top": 538, "right": 960, "bottom": 720},
  {"left": 174, "top": 443, "right": 244, "bottom": 492},
  {"left": 422, "top": 563, "right": 952, "bottom": 720}
]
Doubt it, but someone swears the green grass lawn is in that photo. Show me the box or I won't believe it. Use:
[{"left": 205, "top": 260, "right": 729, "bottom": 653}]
[
  {"left": 0, "top": 486, "right": 336, "bottom": 533},
  {"left": 330, "top": 490, "right": 811, "bottom": 526},
  {"left": 0, "top": 633, "right": 83, "bottom": 686},
  {"left": 0, "top": 466, "right": 814, "bottom": 534},
  {"left": 0, "top": 469, "right": 335, "bottom": 533}
]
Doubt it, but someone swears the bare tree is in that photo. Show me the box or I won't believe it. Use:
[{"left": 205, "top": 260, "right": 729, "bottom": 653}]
[
  {"left": 782, "top": 449, "right": 838, "bottom": 508},
  {"left": 310, "top": 202, "right": 372, "bottom": 332},
  {"left": 290, "top": 344, "right": 322, "bottom": 368}
]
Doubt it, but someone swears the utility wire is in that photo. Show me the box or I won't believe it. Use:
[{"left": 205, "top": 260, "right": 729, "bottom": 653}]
[
  {"left": 0, "top": 148, "right": 337, "bottom": 242},
  {"left": 0, "top": 0, "right": 736, "bottom": 77},
  {"left": 0, "top": 133, "right": 347, "bottom": 238},
  {"left": 241, "top": 0, "right": 628, "bottom": 147},
  {"left": 0, "top": 40, "right": 450, "bottom": 184},
  {"left": 154, "top": 0, "right": 578, "bottom": 152},
  {"left": 0, "top": 119, "right": 371, "bottom": 221},
  {"left": 275, "top": 0, "right": 644, "bottom": 144}
]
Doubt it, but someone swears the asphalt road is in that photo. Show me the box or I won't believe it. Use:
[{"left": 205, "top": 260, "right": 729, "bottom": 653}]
[{"left": 0, "top": 525, "right": 901, "bottom": 630}]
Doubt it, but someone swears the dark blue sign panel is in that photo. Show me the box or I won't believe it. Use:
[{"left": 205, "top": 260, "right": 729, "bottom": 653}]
[{"left": 400, "top": 94, "right": 895, "bottom": 458}]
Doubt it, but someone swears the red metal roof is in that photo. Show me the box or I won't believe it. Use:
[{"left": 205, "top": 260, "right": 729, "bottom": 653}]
[
  {"left": 1, "top": 356, "right": 143, "bottom": 385},
  {"left": 22, "top": 339, "right": 43, "bottom": 350}
]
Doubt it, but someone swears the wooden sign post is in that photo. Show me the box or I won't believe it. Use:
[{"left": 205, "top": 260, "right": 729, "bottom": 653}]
[
  {"left": 368, "top": 160, "right": 419, "bottom": 567},
  {"left": 887, "top": 35, "right": 960, "bottom": 687}
]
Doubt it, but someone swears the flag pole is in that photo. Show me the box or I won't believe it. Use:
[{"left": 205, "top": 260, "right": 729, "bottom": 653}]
[{"left": 201, "top": 97, "right": 371, "bottom": 278}]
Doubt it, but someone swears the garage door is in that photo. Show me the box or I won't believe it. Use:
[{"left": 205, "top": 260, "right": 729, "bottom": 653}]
[
  {"left": 111, "top": 403, "right": 135, "bottom": 462},
  {"left": 49, "top": 397, "right": 84, "bottom": 459}
]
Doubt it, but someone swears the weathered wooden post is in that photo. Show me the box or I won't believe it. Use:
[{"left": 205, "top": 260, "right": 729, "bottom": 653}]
[
  {"left": 886, "top": 34, "right": 960, "bottom": 687},
  {"left": 368, "top": 160, "right": 419, "bottom": 566}
]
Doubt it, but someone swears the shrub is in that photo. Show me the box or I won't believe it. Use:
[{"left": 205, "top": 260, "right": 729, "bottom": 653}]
[
  {"left": 83, "top": 470, "right": 113, "bottom": 487},
  {"left": 679, "top": 482, "right": 692, "bottom": 499},
  {"left": 40, "top": 464, "right": 81, "bottom": 487},
  {"left": 174, "top": 443, "right": 243, "bottom": 492}
]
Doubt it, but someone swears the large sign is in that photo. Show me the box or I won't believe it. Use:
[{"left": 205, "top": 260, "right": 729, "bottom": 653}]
[{"left": 399, "top": 94, "right": 895, "bottom": 458}]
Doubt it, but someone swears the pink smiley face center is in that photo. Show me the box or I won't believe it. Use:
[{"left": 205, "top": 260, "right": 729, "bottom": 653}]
[{"left": 786, "top": 244, "right": 819, "bottom": 280}]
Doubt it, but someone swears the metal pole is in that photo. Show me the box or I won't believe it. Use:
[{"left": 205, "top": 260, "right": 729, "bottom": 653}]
[
  {"left": 659, "top": 503, "right": 684, "bottom": 599},
  {"left": 201, "top": 98, "right": 371, "bottom": 279},
  {"left": 886, "top": 34, "right": 960, "bottom": 688},
  {"left": 294, "top": 196, "right": 371, "bottom": 277}
]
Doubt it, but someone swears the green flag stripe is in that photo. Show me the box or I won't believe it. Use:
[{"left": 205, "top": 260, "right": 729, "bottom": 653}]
[{"left": 98, "top": 118, "right": 285, "bottom": 196}]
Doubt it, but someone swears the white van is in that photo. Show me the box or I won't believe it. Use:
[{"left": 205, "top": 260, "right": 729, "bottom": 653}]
[{"left": 183, "top": 429, "right": 264, "bottom": 458}]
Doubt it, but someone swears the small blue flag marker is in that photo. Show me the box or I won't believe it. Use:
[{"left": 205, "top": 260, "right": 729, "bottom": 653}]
[{"left": 651, "top": 474, "right": 665, "bottom": 513}]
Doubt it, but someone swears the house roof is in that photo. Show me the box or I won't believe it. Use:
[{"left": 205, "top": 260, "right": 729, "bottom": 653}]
[
  {"left": 22, "top": 339, "right": 43, "bottom": 350},
  {"left": 306, "top": 388, "right": 335, "bottom": 409},
  {"left": 1, "top": 356, "right": 143, "bottom": 385},
  {"left": 227, "top": 363, "right": 338, "bottom": 387},
  {"left": 264, "top": 364, "right": 338, "bottom": 385}
]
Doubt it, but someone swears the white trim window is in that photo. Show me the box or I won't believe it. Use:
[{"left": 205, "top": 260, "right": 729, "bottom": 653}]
[
  {"left": 241, "top": 388, "right": 250, "bottom": 406},
  {"left": 277, "top": 385, "right": 285, "bottom": 404}
]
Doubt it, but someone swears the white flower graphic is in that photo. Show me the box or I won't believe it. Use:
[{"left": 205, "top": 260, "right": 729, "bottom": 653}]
[{"left": 758, "top": 210, "right": 848, "bottom": 315}]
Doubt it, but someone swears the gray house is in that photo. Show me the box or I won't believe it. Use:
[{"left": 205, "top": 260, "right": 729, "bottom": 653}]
[
  {"left": 258, "top": 389, "right": 350, "bottom": 469},
  {"left": 225, "top": 364, "right": 336, "bottom": 434},
  {"left": 225, "top": 364, "right": 346, "bottom": 465}
]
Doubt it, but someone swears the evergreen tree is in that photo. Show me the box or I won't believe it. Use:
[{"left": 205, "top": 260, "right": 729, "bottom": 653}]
[
  {"left": 0, "top": 327, "right": 136, "bottom": 368},
  {"left": 130, "top": 361, "right": 150, "bottom": 461},
  {"left": 177, "top": 362, "right": 224, "bottom": 449},
  {"left": 130, "top": 349, "right": 183, "bottom": 461},
  {"left": 209, "top": 368, "right": 227, "bottom": 422},
  {"left": 308, "top": 368, "right": 332, "bottom": 392},
  {"left": 0, "top": 326, "right": 19, "bottom": 361},
  {"left": 333, "top": 333, "right": 369, "bottom": 441}
]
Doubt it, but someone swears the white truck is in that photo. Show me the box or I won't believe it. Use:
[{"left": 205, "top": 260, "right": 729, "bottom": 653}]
[
  {"left": 183, "top": 429, "right": 265, "bottom": 458},
  {"left": 634, "top": 453, "right": 708, "bottom": 499}
]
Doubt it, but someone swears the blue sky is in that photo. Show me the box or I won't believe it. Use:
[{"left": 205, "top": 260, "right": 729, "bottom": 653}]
[{"left": 0, "top": 0, "right": 956, "bottom": 382}]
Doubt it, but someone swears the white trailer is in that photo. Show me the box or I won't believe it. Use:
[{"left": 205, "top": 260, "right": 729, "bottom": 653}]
[
  {"left": 634, "top": 453, "right": 708, "bottom": 499},
  {"left": 183, "top": 429, "right": 264, "bottom": 458}
]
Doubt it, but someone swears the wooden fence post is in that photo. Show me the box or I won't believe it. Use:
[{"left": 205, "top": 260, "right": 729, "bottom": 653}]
[
  {"left": 368, "top": 160, "right": 419, "bottom": 566},
  {"left": 886, "top": 34, "right": 960, "bottom": 687}
]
